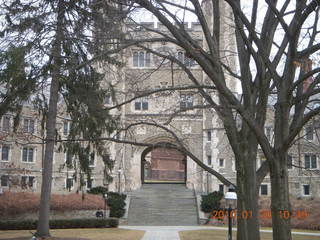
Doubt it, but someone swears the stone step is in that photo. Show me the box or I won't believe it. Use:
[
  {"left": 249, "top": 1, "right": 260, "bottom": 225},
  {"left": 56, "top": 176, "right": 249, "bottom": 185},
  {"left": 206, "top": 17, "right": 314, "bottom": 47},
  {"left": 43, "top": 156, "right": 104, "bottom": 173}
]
[{"left": 127, "top": 184, "right": 198, "bottom": 226}]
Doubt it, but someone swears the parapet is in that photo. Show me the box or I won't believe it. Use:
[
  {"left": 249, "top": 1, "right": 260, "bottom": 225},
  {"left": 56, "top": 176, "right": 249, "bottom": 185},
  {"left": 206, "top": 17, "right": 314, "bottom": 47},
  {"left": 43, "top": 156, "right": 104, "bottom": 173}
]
[{"left": 126, "top": 21, "right": 202, "bottom": 32}]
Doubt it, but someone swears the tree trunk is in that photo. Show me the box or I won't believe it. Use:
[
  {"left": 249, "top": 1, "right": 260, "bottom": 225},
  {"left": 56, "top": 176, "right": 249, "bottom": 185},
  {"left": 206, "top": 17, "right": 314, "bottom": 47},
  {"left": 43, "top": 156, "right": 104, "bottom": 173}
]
[
  {"left": 235, "top": 142, "right": 260, "bottom": 240},
  {"left": 271, "top": 87, "right": 292, "bottom": 240},
  {"left": 236, "top": 172, "right": 260, "bottom": 240},
  {"left": 36, "top": 1, "right": 64, "bottom": 237},
  {"left": 270, "top": 153, "right": 292, "bottom": 240},
  {"left": 222, "top": 107, "right": 262, "bottom": 240}
]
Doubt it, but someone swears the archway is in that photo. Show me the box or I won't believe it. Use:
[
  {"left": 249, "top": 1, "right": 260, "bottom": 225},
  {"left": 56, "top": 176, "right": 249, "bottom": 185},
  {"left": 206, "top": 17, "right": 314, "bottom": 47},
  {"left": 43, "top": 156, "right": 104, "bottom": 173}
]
[{"left": 141, "top": 144, "right": 186, "bottom": 183}]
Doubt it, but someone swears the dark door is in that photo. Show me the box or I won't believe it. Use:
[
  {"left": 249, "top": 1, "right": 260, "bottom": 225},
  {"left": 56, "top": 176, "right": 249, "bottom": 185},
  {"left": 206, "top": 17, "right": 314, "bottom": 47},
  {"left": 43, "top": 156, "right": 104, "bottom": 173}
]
[{"left": 143, "top": 147, "right": 186, "bottom": 183}]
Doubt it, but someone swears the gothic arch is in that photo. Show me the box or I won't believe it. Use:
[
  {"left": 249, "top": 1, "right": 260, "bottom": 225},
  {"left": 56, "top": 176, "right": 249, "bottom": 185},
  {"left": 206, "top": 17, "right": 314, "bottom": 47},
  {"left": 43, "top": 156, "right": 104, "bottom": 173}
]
[{"left": 141, "top": 142, "right": 187, "bottom": 184}]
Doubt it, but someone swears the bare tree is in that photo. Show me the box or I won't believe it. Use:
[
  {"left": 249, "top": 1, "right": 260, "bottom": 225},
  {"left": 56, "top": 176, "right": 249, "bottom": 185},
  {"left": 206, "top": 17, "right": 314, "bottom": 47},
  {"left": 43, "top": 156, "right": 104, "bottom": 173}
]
[
  {"left": 103, "top": 0, "right": 320, "bottom": 239},
  {"left": 1, "top": 0, "right": 319, "bottom": 239}
]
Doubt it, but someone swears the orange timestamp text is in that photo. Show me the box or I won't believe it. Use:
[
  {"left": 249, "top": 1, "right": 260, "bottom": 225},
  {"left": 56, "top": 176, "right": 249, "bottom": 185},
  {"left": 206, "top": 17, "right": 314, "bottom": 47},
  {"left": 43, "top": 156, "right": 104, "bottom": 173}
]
[{"left": 210, "top": 209, "right": 309, "bottom": 220}]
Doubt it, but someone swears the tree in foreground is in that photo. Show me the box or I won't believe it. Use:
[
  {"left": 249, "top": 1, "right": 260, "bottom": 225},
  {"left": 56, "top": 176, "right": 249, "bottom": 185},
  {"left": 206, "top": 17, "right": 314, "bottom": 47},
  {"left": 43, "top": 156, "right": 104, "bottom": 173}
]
[
  {"left": 109, "top": 0, "right": 320, "bottom": 239},
  {"left": 0, "top": 0, "right": 125, "bottom": 237}
]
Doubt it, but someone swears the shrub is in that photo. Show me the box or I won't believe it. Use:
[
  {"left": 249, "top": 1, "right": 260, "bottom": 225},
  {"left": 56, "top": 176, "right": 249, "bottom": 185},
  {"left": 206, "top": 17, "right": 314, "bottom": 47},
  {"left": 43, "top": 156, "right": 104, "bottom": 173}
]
[
  {"left": 0, "top": 192, "right": 39, "bottom": 216},
  {"left": 108, "top": 191, "right": 126, "bottom": 200},
  {"left": 50, "top": 193, "right": 104, "bottom": 212},
  {"left": 110, "top": 208, "right": 126, "bottom": 218},
  {"left": 107, "top": 192, "right": 126, "bottom": 218},
  {"left": 0, "top": 192, "right": 104, "bottom": 216},
  {"left": 87, "top": 186, "right": 108, "bottom": 195},
  {"left": 86, "top": 187, "right": 127, "bottom": 218},
  {"left": 201, "top": 191, "right": 224, "bottom": 213},
  {"left": 0, "top": 218, "right": 119, "bottom": 230}
]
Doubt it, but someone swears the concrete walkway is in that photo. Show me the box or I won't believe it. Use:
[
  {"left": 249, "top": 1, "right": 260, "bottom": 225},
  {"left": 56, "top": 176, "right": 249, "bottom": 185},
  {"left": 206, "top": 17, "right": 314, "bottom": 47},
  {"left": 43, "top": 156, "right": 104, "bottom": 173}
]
[
  {"left": 121, "top": 226, "right": 202, "bottom": 240},
  {"left": 121, "top": 226, "right": 320, "bottom": 240}
]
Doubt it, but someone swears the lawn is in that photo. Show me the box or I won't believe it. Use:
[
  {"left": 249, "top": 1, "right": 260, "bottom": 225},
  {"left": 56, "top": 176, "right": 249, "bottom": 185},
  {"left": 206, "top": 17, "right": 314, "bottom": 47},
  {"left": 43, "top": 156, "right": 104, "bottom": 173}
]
[
  {"left": 0, "top": 228, "right": 145, "bottom": 240},
  {"left": 179, "top": 229, "right": 320, "bottom": 240}
]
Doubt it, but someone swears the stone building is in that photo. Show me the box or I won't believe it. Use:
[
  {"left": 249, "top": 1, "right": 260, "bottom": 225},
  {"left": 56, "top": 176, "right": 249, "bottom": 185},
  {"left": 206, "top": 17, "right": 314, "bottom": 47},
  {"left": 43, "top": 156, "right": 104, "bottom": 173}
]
[
  {"left": 0, "top": 1, "right": 319, "bottom": 199},
  {"left": 0, "top": 102, "right": 107, "bottom": 194}
]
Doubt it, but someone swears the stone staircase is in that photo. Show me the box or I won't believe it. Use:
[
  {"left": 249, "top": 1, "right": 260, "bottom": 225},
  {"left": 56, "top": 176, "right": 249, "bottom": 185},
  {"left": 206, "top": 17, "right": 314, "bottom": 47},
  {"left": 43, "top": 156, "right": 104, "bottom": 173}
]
[{"left": 127, "top": 184, "right": 198, "bottom": 226}]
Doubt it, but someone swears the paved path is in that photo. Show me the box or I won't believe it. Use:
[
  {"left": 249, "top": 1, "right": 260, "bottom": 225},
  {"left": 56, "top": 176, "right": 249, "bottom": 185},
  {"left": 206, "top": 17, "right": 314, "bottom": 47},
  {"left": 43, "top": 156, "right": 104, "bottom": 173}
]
[
  {"left": 121, "top": 226, "right": 320, "bottom": 240},
  {"left": 121, "top": 226, "right": 201, "bottom": 240}
]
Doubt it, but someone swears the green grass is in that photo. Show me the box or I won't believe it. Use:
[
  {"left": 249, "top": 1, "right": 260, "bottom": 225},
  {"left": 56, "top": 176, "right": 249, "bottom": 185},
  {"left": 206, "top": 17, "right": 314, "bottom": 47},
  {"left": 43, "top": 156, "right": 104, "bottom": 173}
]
[{"left": 0, "top": 228, "right": 145, "bottom": 240}]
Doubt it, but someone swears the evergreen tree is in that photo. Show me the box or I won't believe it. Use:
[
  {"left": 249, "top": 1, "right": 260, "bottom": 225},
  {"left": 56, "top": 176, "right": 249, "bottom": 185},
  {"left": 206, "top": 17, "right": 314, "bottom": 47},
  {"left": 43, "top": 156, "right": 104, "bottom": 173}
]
[
  {"left": 0, "top": 46, "right": 38, "bottom": 121},
  {"left": 0, "top": 0, "right": 125, "bottom": 237}
]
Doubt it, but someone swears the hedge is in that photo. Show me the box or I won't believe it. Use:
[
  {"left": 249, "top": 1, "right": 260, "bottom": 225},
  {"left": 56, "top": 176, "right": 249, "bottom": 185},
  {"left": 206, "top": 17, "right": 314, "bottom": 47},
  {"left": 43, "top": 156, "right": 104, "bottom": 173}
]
[
  {"left": 106, "top": 192, "right": 126, "bottom": 218},
  {"left": 0, "top": 218, "right": 119, "bottom": 230},
  {"left": 201, "top": 191, "right": 224, "bottom": 213},
  {"left": 87, "top": 186, "right": 108, "bottom": 195},
  {"left": 87, "top": 187, "right": 127, "bottom": 219}
]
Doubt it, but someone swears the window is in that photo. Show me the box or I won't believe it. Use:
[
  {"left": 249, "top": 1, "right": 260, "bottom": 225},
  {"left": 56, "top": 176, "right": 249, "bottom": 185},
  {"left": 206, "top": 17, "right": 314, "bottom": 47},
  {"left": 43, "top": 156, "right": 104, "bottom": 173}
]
[
  {"left": 177, "top": 51, "right": 184, "bottom": 63},
  {"left": 219, "top": 158, "right": 224, "bottom": 167},
  {"left": 304, "top": 154, "right": 317, "bottom": 169},
  {"left": 305, "top": 126, "right": 314, "bottom": 140},
  {"left": 207, "top": 155, "right": 212, "bottom": 166},
  {"left": 177, "top": 51, "right": 196, "bottom": 67},
  {"left": 23, "top": 119, "right": 35, "bottom": 133},
  {"left": 260, "top": 184, "right": 268, "bottom": 195},
  {"left": 303, "top": 185, "right": 310, "bottom": 196},
  {"left": 288, "top": 155, "right": 293, "bottom": 169},
  {"left": 21, "top": 176, "right": 35, "bottom": 188},
  {"left": 180, "top": 94, "right": 193, "bottom": 110},
  {"left": 89, "top": 153, "right": 95, "bottom": 167},
  {"left": 135, "top": 97, "right": 148, "bottom": 111},
  {"left": 2, "top": 116, "right": 10, "bottom": 131},
  {"left": 66, "top": 177, "right": 74, "bottom": 190},
  {"left": 1, "top": 145, "right": 9, "bottom": 162},
  {"left": 0, "top": 175, "right": 9, "bottom": 187},
  {"left": 207, "top": 131, "right": 211, "bottom": 142},
  {"left": 65, "top": 152, "right": 74, "bottom": 168},
  {"left": 133, "top": 51, "right": 151, "bottom": 67},
  {"left": 104, "top": 95, "right": 111, "bottom": 105},
  {"left": 184, "top": 55, "right": 196, "bottom": 67},
  {"left": 219, "top": 184, "right": 224, "bottom": 193},
  {"left": 22, "top": 147, "right": 34, "bottom": 163},
  {"left": 63, "top": 121, "right": 71, "bottom": 135},
  {"left": 87, "top": 178, "right": 93, "bottom": 189}
]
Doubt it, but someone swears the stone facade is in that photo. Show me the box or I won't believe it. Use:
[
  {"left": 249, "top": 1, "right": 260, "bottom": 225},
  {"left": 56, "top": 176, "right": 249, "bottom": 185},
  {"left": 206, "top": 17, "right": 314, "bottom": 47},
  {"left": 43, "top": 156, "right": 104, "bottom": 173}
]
[
  {"left": 0, "top": 1, "right": 319, "bottom": 199},
  {"left": 0, "top": 103, "right": 106, "bottom": 194}
]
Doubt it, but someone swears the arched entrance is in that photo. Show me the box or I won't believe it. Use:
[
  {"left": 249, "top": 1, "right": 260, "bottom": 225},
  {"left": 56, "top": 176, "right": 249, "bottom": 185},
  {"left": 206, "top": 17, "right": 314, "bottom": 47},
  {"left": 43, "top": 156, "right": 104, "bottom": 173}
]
[{"left": 141, "top": 145, "right": 186, "bottom": 183}]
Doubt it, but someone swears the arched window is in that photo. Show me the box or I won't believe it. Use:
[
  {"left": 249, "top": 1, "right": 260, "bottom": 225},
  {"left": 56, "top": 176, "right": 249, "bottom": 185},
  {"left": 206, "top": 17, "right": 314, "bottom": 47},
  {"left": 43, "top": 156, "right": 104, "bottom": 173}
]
[
  {"left": 176, "top": 51, "right": 196, "bottom": 67},
  {"left": 177, "top": 51, "right": 184, "bottom": 63},
  {"left": 133, "top": 51, "right": 151, "bottom": 67},
  {"left": 133, "top": 51, "right": 139, "bottom": 67},
  {"left": 180, "top": 93, "right": 193, "bottom": 110}
]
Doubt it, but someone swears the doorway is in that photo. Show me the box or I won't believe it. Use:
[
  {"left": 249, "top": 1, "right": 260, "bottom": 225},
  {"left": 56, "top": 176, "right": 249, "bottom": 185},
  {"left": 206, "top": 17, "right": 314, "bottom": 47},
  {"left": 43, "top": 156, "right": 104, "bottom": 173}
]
[{"left": 141, "top": 146, "right": 186, "bottom": 183}]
